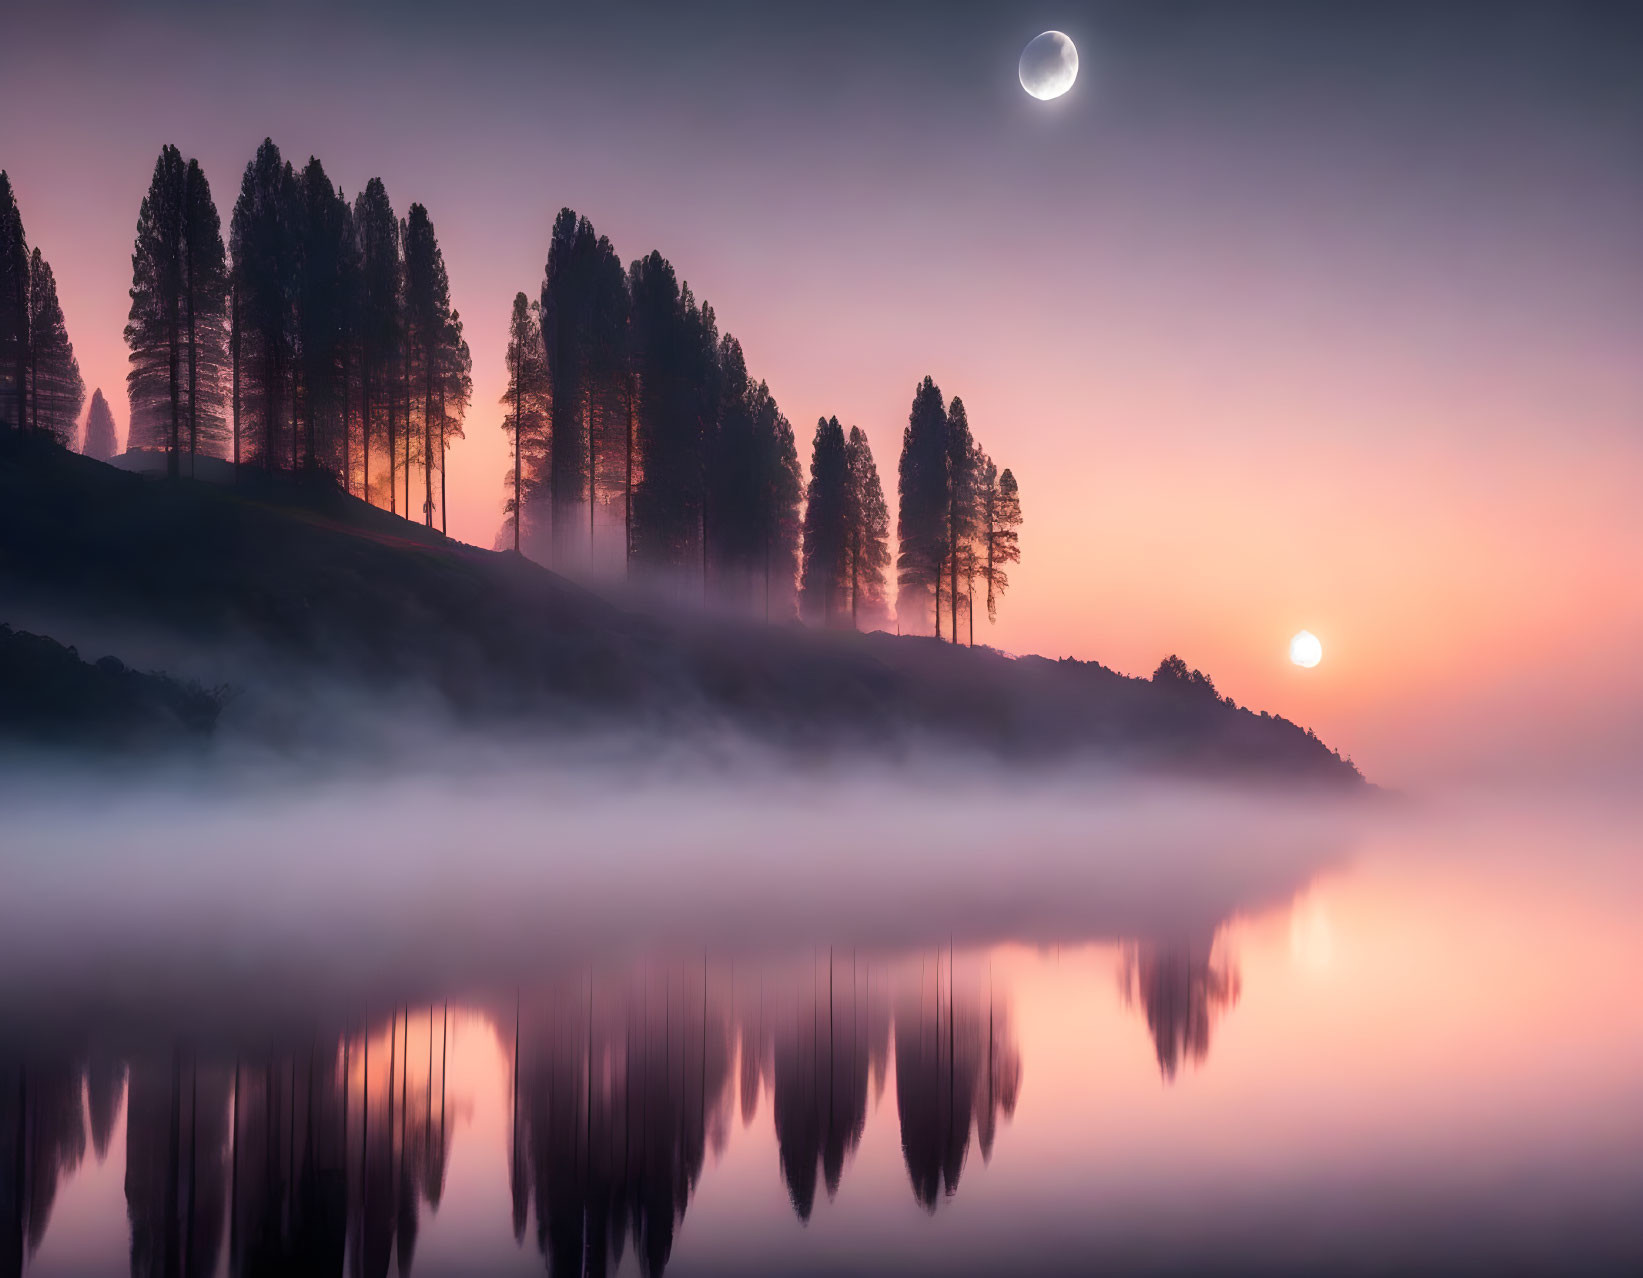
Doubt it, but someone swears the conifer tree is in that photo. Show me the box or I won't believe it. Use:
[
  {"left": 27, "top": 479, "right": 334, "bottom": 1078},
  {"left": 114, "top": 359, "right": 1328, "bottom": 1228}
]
[
  {"left": 353, "top": 179, "right": 400, "bottom": 508},
  {"left": 229, "top": 140, "right": 298, "bottom": 472},
  {"left": 179, "top": 158, "right": 229, "bottom": 472},
  {"left": 751, "top": 381, "right": 802, "bottom": 619},
  {"left": 82, "top": 387, "right": 118, "bottom": 459},
  {"left": 943, "top": 396, "right": 979, "bottom": 643},
  {"left": 295, "top": 157, "right": 351, "bottom": 474},
  {"left": 980, "top": 463, "right": 1022, "bottom": 624},
  {"left": 896, "top": 376, "right": 949, "bottom": 636},
  {"left": 629, "top": 250, "right": 698, "bottom": 571},
  {"left": 0, "top": 172, "right": 28, "bottom": 432},
  {"left": 403, "top": 203, "right": 458, "bottom": 526},
  {"left": 435, "top": 307, "right": 471, "bottom": 534},
  {"left": 800, "top": 416, "right": 850, "bottom": 624},
  {"left": 26, "top": 249, "right": 83, "bottom": 443},
  {"left": 125, "top": 146, "right": 186, "bottom": 467},
  {"left": 845, "top": 426, "right": 891, "bottom": 629},
  {"left": 500, "top": 292, "right": 549, "bottom": 553}
]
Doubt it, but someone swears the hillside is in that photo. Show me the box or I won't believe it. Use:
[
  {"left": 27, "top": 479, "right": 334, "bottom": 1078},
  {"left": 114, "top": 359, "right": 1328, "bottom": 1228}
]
[{"left": 0, "top": 432, "right": 1360, "bottom": 783}]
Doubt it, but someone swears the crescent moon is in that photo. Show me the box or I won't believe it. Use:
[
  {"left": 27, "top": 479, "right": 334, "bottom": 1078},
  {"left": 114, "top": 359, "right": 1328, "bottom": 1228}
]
[{"left": 1020, "top": 31, "right": 1078, "bottom": 101}]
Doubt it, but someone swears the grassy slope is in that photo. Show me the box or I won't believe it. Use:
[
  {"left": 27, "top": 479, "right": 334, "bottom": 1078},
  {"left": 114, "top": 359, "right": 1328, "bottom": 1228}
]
[{"left": 0, "top": 433, "right": 1360, "bottom": 782}]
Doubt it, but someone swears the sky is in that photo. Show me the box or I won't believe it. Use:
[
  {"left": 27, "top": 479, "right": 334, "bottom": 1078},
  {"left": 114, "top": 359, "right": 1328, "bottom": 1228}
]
[{"left": 1, "top": 0, "right": 1639, "bottom": 783}]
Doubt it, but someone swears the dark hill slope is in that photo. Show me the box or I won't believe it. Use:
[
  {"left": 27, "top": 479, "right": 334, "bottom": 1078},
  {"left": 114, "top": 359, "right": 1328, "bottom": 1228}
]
[{"left": 0, "top": 433, "right": 1359, "bottom": 782}]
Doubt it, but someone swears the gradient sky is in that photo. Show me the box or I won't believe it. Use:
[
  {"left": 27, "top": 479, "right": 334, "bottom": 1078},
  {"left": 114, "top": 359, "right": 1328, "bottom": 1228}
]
[{"left": 2, "top": 0, "right": 1639, "bottom": 782}]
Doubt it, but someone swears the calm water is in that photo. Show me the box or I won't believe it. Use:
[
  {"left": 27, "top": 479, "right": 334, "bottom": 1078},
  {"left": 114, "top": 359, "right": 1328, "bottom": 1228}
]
[{"left": 2, "top": 779, "right": 1639, "bottom": 1276}]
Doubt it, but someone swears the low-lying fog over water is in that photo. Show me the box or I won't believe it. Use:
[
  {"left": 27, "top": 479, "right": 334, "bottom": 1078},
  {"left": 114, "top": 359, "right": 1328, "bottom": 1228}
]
[{"left": 2, "top": 771, "right": 1639, "bottom": 1276}]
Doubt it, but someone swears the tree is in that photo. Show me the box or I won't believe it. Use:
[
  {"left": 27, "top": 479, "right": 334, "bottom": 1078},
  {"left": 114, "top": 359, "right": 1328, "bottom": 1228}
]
[
  {"left": 750, "top": 380, "right": 802, "bottom": 619},
  {"left": 943, "top": 396, "right": 979, "bottom": 643},
  {"left": 353, "top": 178, "right": 401, "bottom": 509},
  {"left": 26, "top": 250, "right": 83, "bottom": 443},
  {"left": 541, "top": 209, "right": 586, "bottom": 556},
  {"left": 229, "top": 139, "right": 298, "bottom": 472},
  {"left": 844, "top": 426, "right": 891, "bottom": 629},
  {"left": 435, "top": 307, "right": 471, "bottom": 534},
  {"left": 500, "top": 293, "right": 550, "bottom": 553},
  {"left": 82, "top": 388, "right": 118, "bottom": 459},
  {"left": 179, "top": 159, "right": 229, "bottom": 472},
  {"left": 125, "top": 146, "right": 185, "bottom": 467},
  {"left": 979, "top": 463, "right": 1021, "bottom": 625},
  {"left": 628, "top": 251, "right": 699, "bottom": 572},
  {"left": 403, "top": 203, "right": 461, "bottom": 527},
  {"left": 896, "top": 376, "right": 948, "bottom": 636},
  {"left": 294, "top": 157, "right": 351, "bottom": 474},
  {"left": 799, "top": 416, "right": 850, "bottom": 624},
  {"left": 0, "top": 172, "right": 29, "bottom": 432}
]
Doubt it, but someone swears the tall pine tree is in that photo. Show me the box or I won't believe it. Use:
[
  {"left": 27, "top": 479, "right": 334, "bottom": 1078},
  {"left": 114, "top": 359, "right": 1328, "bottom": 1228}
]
[
  {"left": 353, "top": 178, "right": 401, "bottom": 509},
  {"left": 229, "top": 140, "right": 298, "bottom": 472},
  {"left": 26, "top": 249, "right": 83, "bottom": 443},
  {"left": 845, "top": 426, "right": 891, "bottom": 630},
  {"left": 896, "top": 376, "right": 949, "bottom": 637},
  {"left": 500, "top": 292, "right": 550, "bottom": 553},
  {"left": 799, "top": 416, "right": 850, "bottom": 624},
  {"left": 0, "top": 172, "right": 28, "bottom": 432}
]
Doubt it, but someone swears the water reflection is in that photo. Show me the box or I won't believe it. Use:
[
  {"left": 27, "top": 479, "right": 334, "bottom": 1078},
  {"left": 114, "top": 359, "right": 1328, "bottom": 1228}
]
[
  {"left": 895, "top": 953, "right": 1020, "bottom": 1211},
  {"left": 508, "top": 969, "right": 732, "bottom": 1277},
  {"left": 0, "top": 1059, "right": 88, "bottom": 1277},
  {"left": 1119, "top": 938, "right": 1241, "bottom": 1081}
]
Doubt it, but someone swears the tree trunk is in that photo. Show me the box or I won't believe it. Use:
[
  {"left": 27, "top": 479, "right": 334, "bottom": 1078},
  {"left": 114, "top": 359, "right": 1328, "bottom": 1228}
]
[
  {"left": 231, "top": 285, "right": 240, "bottom": 478},
  {"left": 513, "top": 356, "right": 522, "bottom": 553},
  {"left": 625, "top": 381, "right": 634, "bottom": 573},
  {"left": 342, "top": 343, "right": 352, "bottom": 496},
  {"left": 423, "top": 342, "right": 434, "bottom": 527},
  {"left": 167, "top": 275, "right": 181, "bottom": 480},
  {"left": 185, "top": 239, "right": 197, "bottom": 479},
  {"left": 387, "top": 358, "right": 396, "bottom": 513},
  {"left": 586, "top": 385, "right": 595, "bottom": 563},
  {"left": 439, "top": 384, "right": 447, "bottom": 535}
]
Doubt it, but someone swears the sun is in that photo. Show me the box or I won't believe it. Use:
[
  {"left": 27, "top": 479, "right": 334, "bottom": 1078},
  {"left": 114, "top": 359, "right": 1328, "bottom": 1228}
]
[{"left": 1289, "top": 630, "right": 1323, "bottom": 668}]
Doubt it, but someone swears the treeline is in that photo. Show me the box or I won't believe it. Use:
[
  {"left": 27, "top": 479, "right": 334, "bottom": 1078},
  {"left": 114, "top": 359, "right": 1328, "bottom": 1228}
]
[
  {"left": 0, "top": 171, "right": 85, "bottom": 443},
  {"left": 500, "top": 208, "right": 1023, "bottom": 636},
  {"left": 124, "top": 140, "right": 472, "bottom": 525}
]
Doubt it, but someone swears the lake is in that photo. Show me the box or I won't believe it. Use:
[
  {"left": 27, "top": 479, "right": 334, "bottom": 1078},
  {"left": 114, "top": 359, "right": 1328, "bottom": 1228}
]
[{"left": 2, "top": 773, "right": 1639, "bottom": 1275}]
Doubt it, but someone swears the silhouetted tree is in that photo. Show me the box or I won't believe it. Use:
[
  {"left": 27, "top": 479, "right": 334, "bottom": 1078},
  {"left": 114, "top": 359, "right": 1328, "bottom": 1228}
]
[
  {"left": 800, "top": 415, "right": 850, "bottom": 624},
  {"left": 403, "top": 203, "right": 457, "bottom": 526},
  {"left": 353, "top": 178, "right": 401, "bottom": 509},
  {"left": 0, "top": 172, "right": 28, "bottom": 432},
  {"left": 126, "top": 148, "right": 227, "bottom": 474},
  {"left": 500, "top": 291, "right": 550, "bottom": 553},
  {"left": 896, "top": 376, "right": 949, "bottom": 636},
  {"left": 125, "top": 146, "right": 185, "bottom": 466},
  {"left": 750, "top": 380, "right": 802, "bottom": 619},
  {"left": 541, "top": 210, "right": 627, "bottom": 563},
  {"left": 180, "top": 158, "right": 229, "bottom": 472},
  {"left": 941, "top": 397, "right": 979, "bottom": 642},
  {"left": 979, "top": 462, "right": 1021, "bottom": 626},
  {"left": 81, "top": 387, "right": 118, "bottom": 458},
  {"left": 295, "top": 156, "right": 352, "bottom": 475},
  {"left": 230, "top": 139, "right": 298, "bottom": 472},
  {"left": 25, "top": 250, "right": 82, "bottom": 443},
  {"left": 434, "top": 307, "right": 471, "bottom": 534},
  {"left": 844, "top": 426, "right": 891, "bottom": 629},
  {"left": 629, "top": 250, "right": 703, "bottom": 573}
]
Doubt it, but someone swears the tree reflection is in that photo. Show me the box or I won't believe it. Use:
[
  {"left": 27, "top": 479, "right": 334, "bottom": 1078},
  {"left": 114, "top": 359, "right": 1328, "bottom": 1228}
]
[
  {"left": 1119, "top": 936, "right": 1241, "bottom": 1081},
  {"left": 508, "top": 964, "right": 733, "bottom": 1277},
  {"left": 0, "top": 1058, "right": 89, "bottom": 1278},
  {"left": 894, "top": 953, "right": 1021, "bottom": 1211},
  {"left": 768, "top": 950, "right": 890, "bottom": 1221}
]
